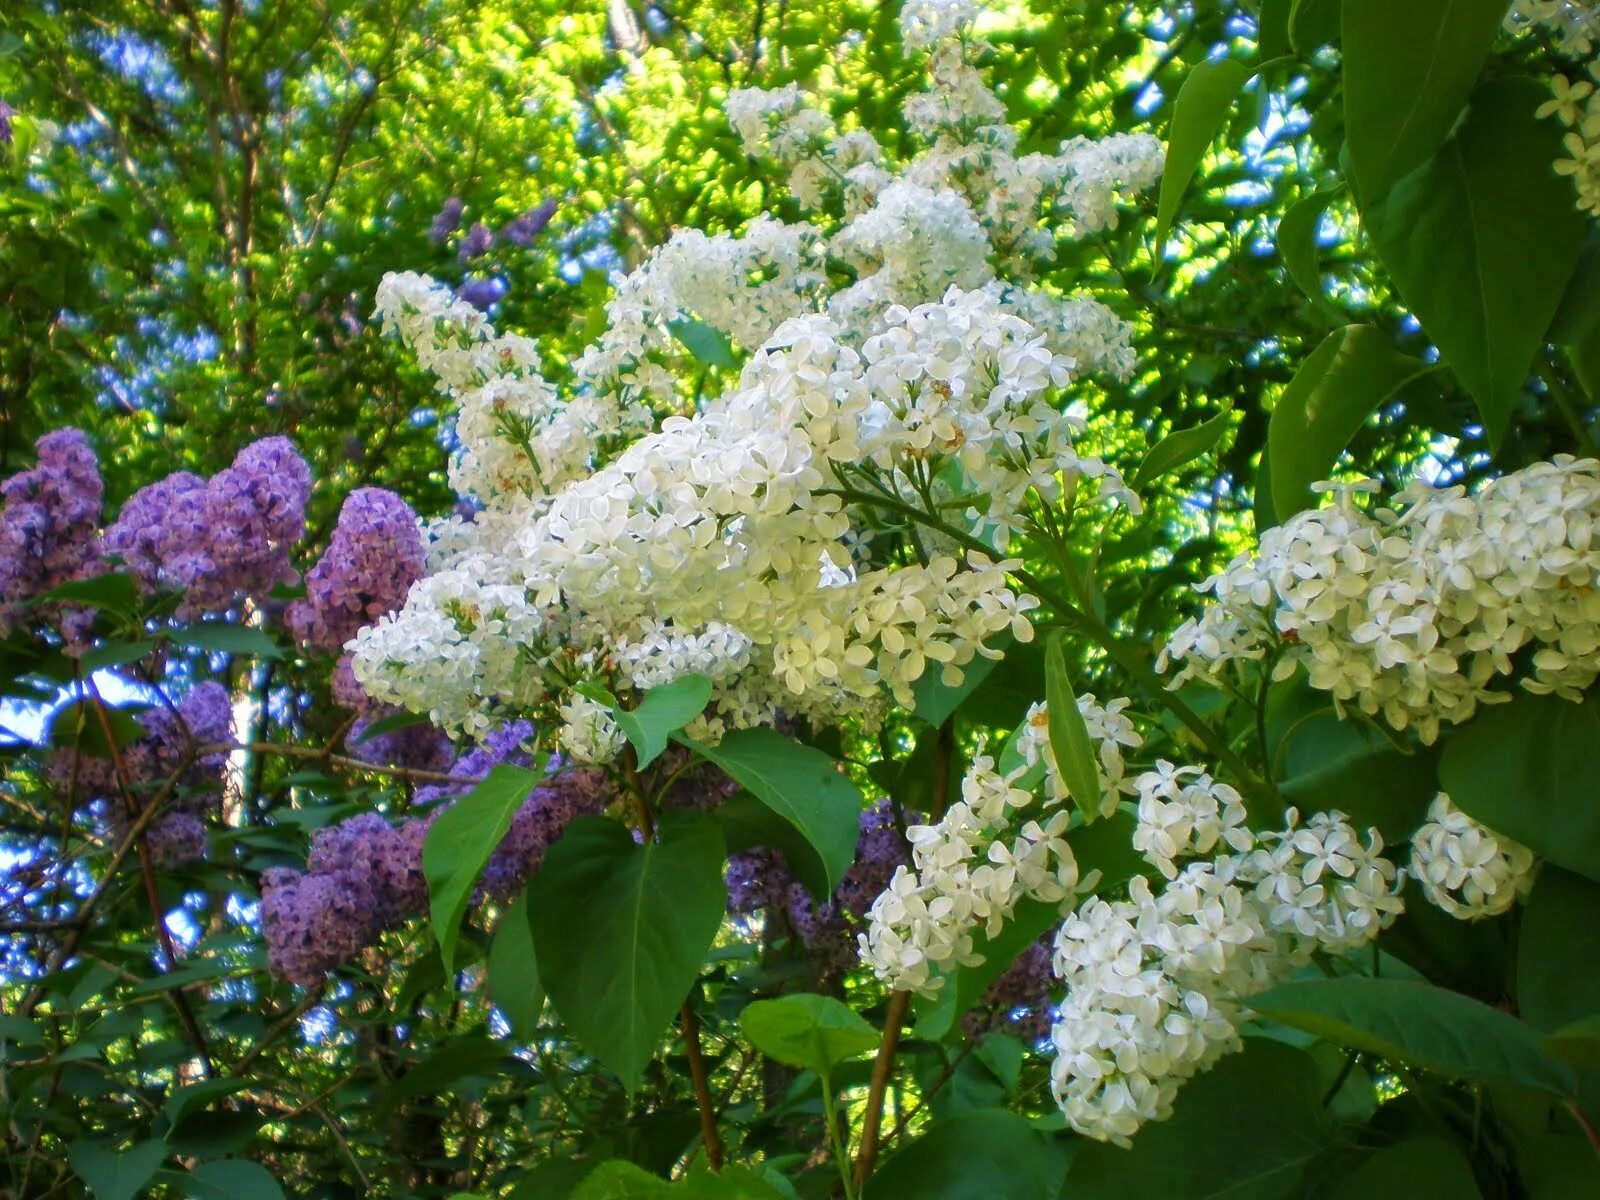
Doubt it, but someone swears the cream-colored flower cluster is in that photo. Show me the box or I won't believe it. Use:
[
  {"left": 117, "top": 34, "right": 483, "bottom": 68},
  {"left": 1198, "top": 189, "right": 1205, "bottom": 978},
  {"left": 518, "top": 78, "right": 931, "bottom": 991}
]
[
  {"left": 858, "top": 693, "right": 1139, "bottom": 994},
  {"left": 1161, "top": 458, "right": 1600, "bottom": 744},
  {"left": 1409, "top": 793, "right": 1538, "bottom": 920},
  {"left": 1513, "top": 2, "right": 1600, "bottom": 214},
  {"left": 1049, "top": 799, "right": 1404, "bottom": 1144},
  {"left": 356, "top": 0, "right": 1159, "bottom": 757}
]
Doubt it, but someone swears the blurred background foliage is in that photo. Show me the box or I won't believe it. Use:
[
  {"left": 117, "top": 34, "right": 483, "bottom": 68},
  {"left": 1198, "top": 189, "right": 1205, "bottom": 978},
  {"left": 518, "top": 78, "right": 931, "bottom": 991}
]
[{"left": 3, "top": 0, "right": 1597, "bottom": 1196}]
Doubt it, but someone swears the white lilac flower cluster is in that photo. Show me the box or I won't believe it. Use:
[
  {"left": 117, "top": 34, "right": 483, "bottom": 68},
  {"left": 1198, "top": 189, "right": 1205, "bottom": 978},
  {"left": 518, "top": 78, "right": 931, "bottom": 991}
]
[
  {"left": 1408, "top": 792, "right": 1538, "bottom": 920},
  {"left": 1511, "top": 3, "right": 1600, "bottom": 214},
  {"left": 1049, "top": 799, "right": 1405, "bottom": 1144},
  {"left": 356, "top": 0, "right": 1160, "bottom": 757},
  {"left": 1160, "top": 458, "right": 1600, "bottom": 745},
  {"left": 859, "top": 695, "right": 1140, "bottom": 992},
  {"left": 1509, "top": 1, "right": 1600, "bottom": 59}
]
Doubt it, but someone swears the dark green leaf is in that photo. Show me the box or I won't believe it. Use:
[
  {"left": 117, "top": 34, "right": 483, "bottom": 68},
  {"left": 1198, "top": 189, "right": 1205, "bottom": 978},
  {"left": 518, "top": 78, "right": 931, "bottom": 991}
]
[
  {"left": 1044, "top": 630, "right": 1103, "bottom": 822},
  {"left": 1362, "top": 77, "right": 1587, "bottom": 449},
  {"left": 717, "top": 790, "right": 836, "bottom": 898},
  {"left": 1516, "top": 866, "right": 1600, "bottom": 1032},
  {"left": 740, "top": 993, "right": 879, "bottom": 1080},
  {"left": 676, "top": 728, "right": 860, "bottom": 894},
  {"left": 1132, "top": 404, "right": 1232, "bottom": 489},
  {"left": 1068, "top": 1039, "right": 1331, "bottom": 1200},
  {"left": 1258, "top": 0, "right": 1293, "bottom": 60},
  {"left": 1542, "top": 1016, "right": 1600, "bottom": 1071},
  {"left": 1330, "top": 1139, "right": 1482, "bottom": 1200},
  {"left": 79, "top": 639, "right": 156, "bottom": 673},
  {"left": 423, "top": 763, "right": 545, "bottom": 975},
  {"left": 38, "top": 572, "right": 137, "bottom": 616},
  {"left": 1276, "top": 188, "right": 1343, "bottom": 318},
  {"left": 529, "top": 812, "right": 727, "bottom": 1091},
  {"left": 489, "top": 891, "right": 544, "bottom": 1041},
  {"left": 1267, "top": 326, "right": 1435, "bottom": 519},
  {"left": 183, "top": 1160, "right": 286, "bottom": 1200},
  {"left": 864, "top": 1109, "right": 1054, "bottom": 1200},
  {"left": 69, "top": 1138, "right": 168, "bottom": 1200},
  {"left": 1289, "top": 0, "right": 1342, "bottom": 52},
  {"left": 47, "top": 698, "right": 147, "bottom": 758},
  {"left": 1439, "top": 693, "right": 1600, "bottom": 884},
  {"left": 1250, "top": 977, "right": 1577, "bottom": 1096},
  {"left": 373, "top": 1035, "right": 518, "bottom": 1112},
  {"left": 165, "top": 1078, "right": 253, "bottom": 1128},
  {"left": 1155, "top": 58, "right": 1257, "bottom": 247},
  {"left": 1342, "top": 0, "right": 1507, "bottom": 203}
]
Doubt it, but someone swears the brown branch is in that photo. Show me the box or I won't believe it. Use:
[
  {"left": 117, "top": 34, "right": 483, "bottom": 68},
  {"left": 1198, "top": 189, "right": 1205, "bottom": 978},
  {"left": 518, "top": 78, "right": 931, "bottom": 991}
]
[
  {"left": 853, "top": 990, "right": 911, "bottom": 1188},
  {"left": 680, "top": 1001, "right": 723, "bottom": 1170},
  {"left": 884, "top": 1037, "right": 980, "bottom": 1148}
]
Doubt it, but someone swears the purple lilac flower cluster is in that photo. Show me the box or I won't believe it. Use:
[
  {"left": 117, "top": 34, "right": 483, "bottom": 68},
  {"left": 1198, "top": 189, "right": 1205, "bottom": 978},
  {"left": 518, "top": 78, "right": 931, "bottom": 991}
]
[
  {"left": 429, "top": 196, "right": 465, "bottom": 243},
  {"left": 0, "top": 429, "right": 105, "bottom": 636},
  {"left": 287, "top": 488, "right": 426, "bottom": 651},
  {"left": 262, "top": 722, "right": 609, "bottom": 985},
  {"left": 726, "top": 800, "right": 914, "bottom": 979},
  {"left": 105, "top": 437, "right": 311, "bottom": 618}
]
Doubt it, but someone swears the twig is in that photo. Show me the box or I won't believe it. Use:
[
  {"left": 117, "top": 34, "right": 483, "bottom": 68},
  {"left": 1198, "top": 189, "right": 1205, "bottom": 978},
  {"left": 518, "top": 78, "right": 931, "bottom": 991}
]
[
  {"left": 853, "top": 990, "right": 911, "bottom": 1188},
  {"left": 680, "top": 1001, "right": 723, "bottom": 1170}
]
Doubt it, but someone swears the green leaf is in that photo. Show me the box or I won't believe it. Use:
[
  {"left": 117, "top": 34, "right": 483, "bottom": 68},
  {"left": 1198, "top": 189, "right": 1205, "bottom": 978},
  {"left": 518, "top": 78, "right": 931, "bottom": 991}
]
[
  {"left": 79, "top": 638, "right": 157, "bottom": 673},
  {"left": 1132, "top": 404, "right": 1233, "bottom": 489},
  {"left": 676, "top": 727, "right": 860, "bottom": 895},
  {"left": 171, "top": 623, "right": 285, "bottom": 661},
  {"left": 529, "top": 812, "right": 727, "bottom": 1091},
  {"left": 69, "top": 1138, "right": 169, "bottom": 1200},
  {"left": 489, "top": 890, "right": 544, "bottom": 1041},
  {"left": 717, "top": 790, "right": 836, "bottom": 899},
  {"left": 571, "top": 1161, "right": 671, "bottom": 1200},
  {"left": 1516, "top": 866, "right": 1600, "bottom": 1032},
  {"left": 372, "top": 1034, "right": 518, "bottom": 1112},
  {"left": 423, "top": 763, "right": 545, "bottom": 975},
  {"left": 1155, "top": 57, "right": 1257, "bottom": 247},
  {"left": 165, "top": 1078, "right": 253, "bottom": 1128},
  {"left": 1068, "top": 1039, "right": 1331, "bottom": 1200},
  {"left": 1250, "top": 977, "right": 1577, "bottom": 1096},
  {"left": 1276, "top": 188, "right": 1343, "bottom": 318},
  {"left": 1267, "top": 326, "right": 1435, "bottom": 519},
  {"left": 1289, "top": 0, "right": 1342, "bottom": 52},
  {"left": 1342, "top": 0, "right": 1507, "bottom": 204},
  {"left": 1439, "top": 692, "right": 1600, "bottom": 884},
  {"left": 1273, "top": 709, "right": 1436, "bottom": 843},
  {"left": 911, "top": 651, "right": 1000, "bottom": 727},
  {"left": 863, "top": 1109, "right": 1055, "bottom": 1200},
  {"left": 1258, "top": 0, "right": 1293, "bottom": 60},
  {"left": 38, "top": 572, "right": 138, "bottom": 616},
  {"left": 1542, "top": 1016, "right": 1600, "bottom": 1071},
  {"left": 1361, "top": 77, "right": 1587, "bottom": 449},
  {"left": 1330, "top": 1139, "right": 1482, "bottom": 1200},
  {"left": 678, "top": 1162, "right": 792, "bottom": 1200},
  {"left": 581, "top": 675, "right": 710, "bottom": 769},
  {"left": 1044, "top": 630, "right": 1103, "bottom": 822},
  {"left": 740, "top": 993, "right": 879, "bottom": 1079},
  {"left": 666, "top": 317, "right": 737, "bottom": 369},
  {"left": 1549, "top": 235, "right": 1600, "bottom": 348},
  {"left": 183, "top": 1160, "right": 286, "bottom": 1200}
]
